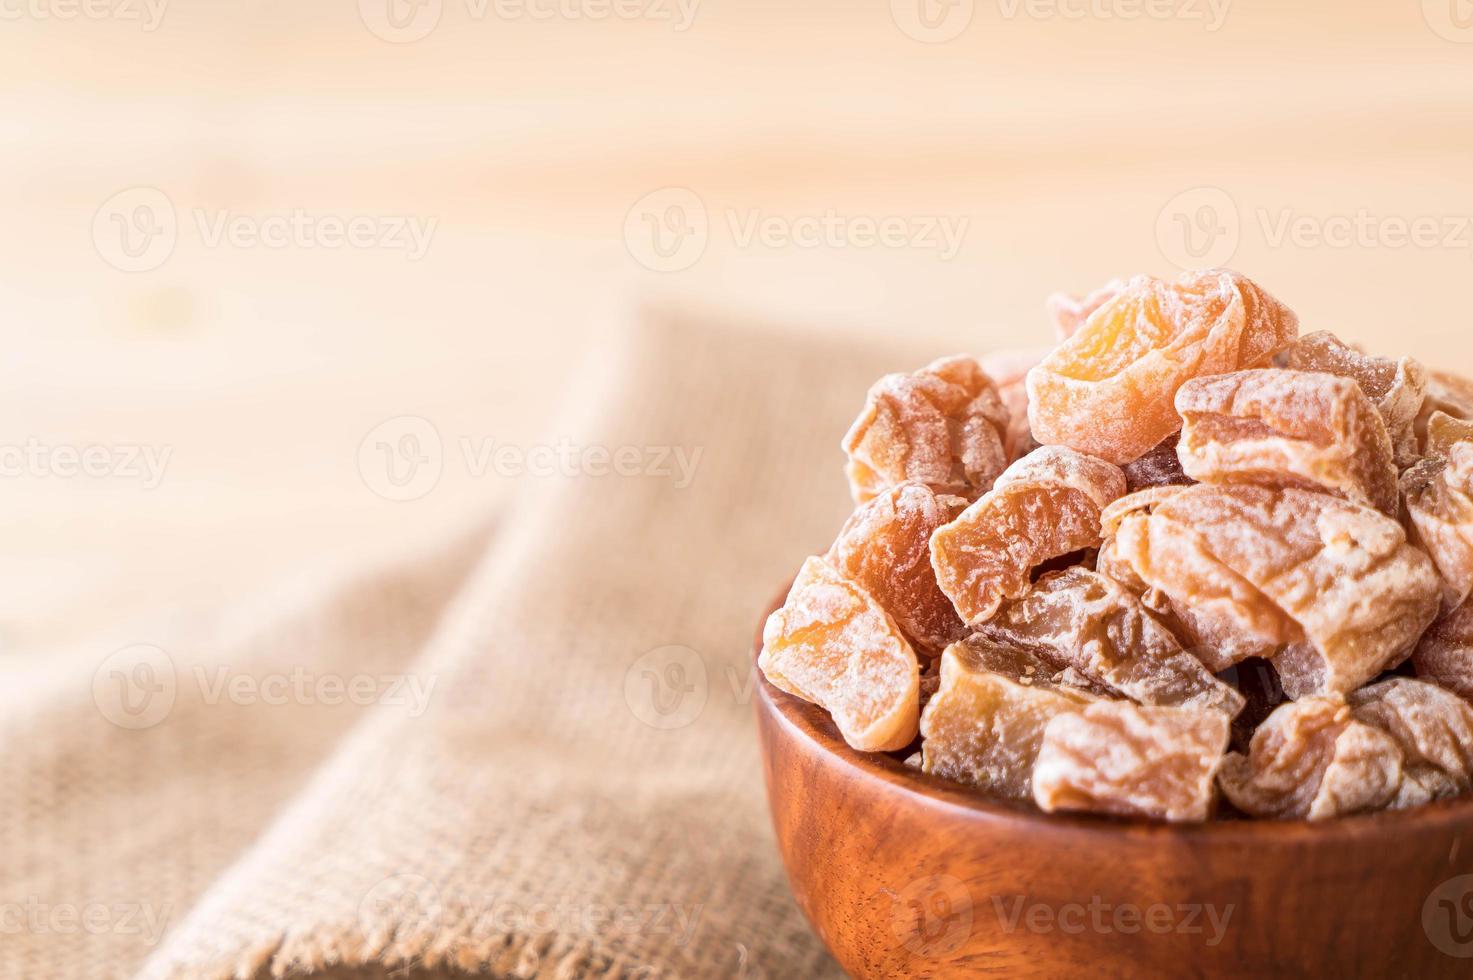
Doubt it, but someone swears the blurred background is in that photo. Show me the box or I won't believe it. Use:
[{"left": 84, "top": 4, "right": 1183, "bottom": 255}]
[{"left": 3, "top": 0, "right": 1473, "bottom": 655}]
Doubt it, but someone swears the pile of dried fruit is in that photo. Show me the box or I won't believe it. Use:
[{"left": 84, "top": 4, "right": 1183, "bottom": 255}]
[{"left": 759, "top": 268, "right": 1473, "bottom": 823}]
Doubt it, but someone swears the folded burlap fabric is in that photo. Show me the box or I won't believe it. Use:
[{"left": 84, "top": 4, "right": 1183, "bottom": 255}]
[{"left": 6, "top": 308, "right": 919, "bottom": 978}]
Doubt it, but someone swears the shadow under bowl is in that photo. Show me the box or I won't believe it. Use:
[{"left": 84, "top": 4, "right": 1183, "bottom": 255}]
[{"left": 753, "top": 589, "right": 1473, "bottom": 978}]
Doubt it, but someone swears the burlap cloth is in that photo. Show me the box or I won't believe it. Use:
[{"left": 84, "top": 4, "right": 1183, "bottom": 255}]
[{"left": 5, "top": 309, "right": 917, "bottom": 979}]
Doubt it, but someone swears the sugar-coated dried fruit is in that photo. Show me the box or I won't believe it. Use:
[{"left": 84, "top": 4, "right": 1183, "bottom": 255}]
[
  {"left": 920, "top": 636, "right": 1101, "bottom": 800},
  {"left": 1176, "top": 369, "right": 1398, "bottom": 515},
  {"left": 1026, "top": 270, "right": 1299, "bottom": 465},
  {"left": 1413, "top": 598, "right": 1473, "bottom": 701},
  {"left": 1426, "top": 411, "right": 1473, "bottom": 459},
  {"left": 1285, "top": 331, "right": 1427, "bottom": 467},
  {"left": 827, "top": 483, "right": 969, "bottom": 654},
  {"left": 1121, "top": 434, "right": 1191, "bottom": 493},
  {"left": 1046, "top": 279, "right": 1125, "bottom": 341},
  {"left": 981, "top": 349, "right": 1047, "bottom": 464},
  {"left": 1112, "top": 484, "right": 1441, "bottom": 694},
  {"left": 1402, "top": 443, "right": 1473, "bottom": 611},
  {"left": 1349, "top": 678, "right": 1473, "bottom": 806},
  {"left": 981, "top": 567, "right": 1245, "bottom": 716},
  {"left": 843, "top": 355, "right": 1011, "bottom": 505},
  {"left": 1216, "top": 695, "right": 1402, "bottom": 819},
  {"left": 1032, "top": 701, "right": 1230, "bottom": 822},
  {"left": 930, "top": 447, "right": 1127, "bottom": 626},
  {"left": 759, "top": 556, "right": 919, "bottom": 751}
]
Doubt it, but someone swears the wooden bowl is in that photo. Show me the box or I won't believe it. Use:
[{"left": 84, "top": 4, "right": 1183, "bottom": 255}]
[{"left": 753, "top": 590, "right": 1473, "bottom": 978}]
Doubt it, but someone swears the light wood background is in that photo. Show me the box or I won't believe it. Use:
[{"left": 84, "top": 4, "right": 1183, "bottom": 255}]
[{"left": 2, "top": 0, "right": 1472, "bottom": 653}]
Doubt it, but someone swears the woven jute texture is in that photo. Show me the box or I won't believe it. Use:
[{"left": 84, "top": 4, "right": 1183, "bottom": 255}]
[{"left": 7, "top": 309, "right": 915, "bottom": 979}]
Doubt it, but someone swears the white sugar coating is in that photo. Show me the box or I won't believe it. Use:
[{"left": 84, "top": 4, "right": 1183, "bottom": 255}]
[
  {"left": 981, "top": 566, "right": 1245, "bottom": 717},
  {"left": 1402, "top": 445, "right": 1473, "bottom": 611},
  {"left": 1045, "top": 279, "right": 1126, "bottom": 342},
  {"left": 759, "top": 556, "right": 919, "bottom": 752},
  {"left": 991, "top": 445, "right": 1128, "bottom": 508},
  {"left": 1133, "top": 484, "right": 1441, "bottom": 696},
  {"left": 919, "top": 636, "right": 1101, "bottom": 800},
  {"left": 1349, "top": 677, "right": 1473, "bottom": 799},
  {"left": 1286, "top": 330, "right": 1428, "bottom": 465},
  {"left": 1032, "top": 701, "right": 1229, "bottom": 822},
  {"left": 1175, "top": 368, "right": 1398, "bottom": 515},
  {"left": 842, "top": 354, "right": 1011, "bottom": 505},
  {"left": 1099, "top": 485, "right": 1190, "bottom": 537}
]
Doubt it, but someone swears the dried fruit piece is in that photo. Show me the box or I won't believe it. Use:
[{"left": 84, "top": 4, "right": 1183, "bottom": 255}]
[
  {"left": 1046, "top": 279, "right": 1125, "bottom": 341},
  {"left": 920, "top": 636, "right": 1101, "bottom": 800},
  {"left": 1425, "top": 410, "right": 1473, "bottom": 458},
  {"left": 1026, "top": 270, "right": 1299, "bottom": 465},
  {"left": 930, "top": 447, "right": 1127, "bottom": 626},
  {"left": 1285, "top": 331, "right": 1427, "bottom": 467},
  {"left": 1413, "top": 599, "right": 1473, "bottom": 700},
  {"left": 1349, "top": 678, "right": 1473, "bottom": 806},
  {"left": 1121, "top": 434, "right": 1191, "bottom": 493},
  {"left": 1216, "top": 696, "right": 1402, "bottom": 819},
  {"left": 1112, "top": 484, "right": 1441, "bottom": 694},
  {"left": 1401, "top": 442, "right": 1473, "bottom": 610},
  {"left": 759, "top": 556, "right": 919, "bottom": 751},
  {"left": 981, "top": 349, "right": 1047, "bottom": 464},
  {"left": 1032, "top": 701, "right": 1230, "bottom": 822},
  {"left": 827, "top": 483, "right": 968, "bottom": 654},
  {"left": 981, "top": 567, "right": 1245, "bottom": 717},
  {"left": 843, "top": 355, "right": 1011, "bottom": 505},
  {"left": 1176, "top": 369, "right": 1398, "bottom": 515}
]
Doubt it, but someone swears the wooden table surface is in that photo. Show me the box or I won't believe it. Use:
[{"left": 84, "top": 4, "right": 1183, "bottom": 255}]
[{"left": 1, "top": 0, "right": 1471, "bottom": 653}]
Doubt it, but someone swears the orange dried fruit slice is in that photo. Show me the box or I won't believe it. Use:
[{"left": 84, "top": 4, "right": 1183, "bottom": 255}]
[
  {"left": 1285, "top": 331, "right": 1427, "bottom": 468},
  {"left": 930, "top": 446, "right": 1126, "bottom": 626},
  {"left": 759, "top": 556, "right": 919, "bottom": 751},
  {"left": 1026, "top": 269, "right": 1299, "bottom": 465}
]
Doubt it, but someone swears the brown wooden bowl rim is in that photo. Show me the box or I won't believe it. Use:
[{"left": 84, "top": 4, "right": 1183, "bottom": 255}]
[{"left": 755, "top": 585, "right": 1473, "bottom": 842}]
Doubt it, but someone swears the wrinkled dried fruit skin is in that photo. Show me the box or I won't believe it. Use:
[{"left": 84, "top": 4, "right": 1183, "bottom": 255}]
[
  {"left": 1027, "top": 270, "right": 1299, "bottom": 465},
  {"left": 843, "top": 355, "right": 1011, "bottom": 505},
  {"left": 1426, "top": 411, "right": 1473, "bottom": 458},
  {"left": 981, "top": 349, "right": 1047, "bottom": 462},
  {"left": 920, "top": 636, "right": 1101, "bottom": 800},
  {"left": 1032, "top": 701, "right": 1230, "bottom": 822},
  {"left": 1121, "top": 434, "right": 1192, "bottom": 493},
  {"left": 981, "top": 567, "right": 1245, "bottom": 717},
  {"left": 1402, "top": 444, "right": 1473, "bottom": 610},
  {"left": 827, "top": 483, "right": 969, "bottom": 655},
  {"left": 1416, "top": 370, "right": 1473, "bottom": 450},
  {"left": 1349, "top": 678, "right": 1473, "bottom": 805},
  {"left": 1176, "top": 369, "right": 1398, "bottom": 515},
  {"left": 1414, "top": 598, "right": 1473, "bottom": 700},
  {"left": 1216, "top": 696, "right": 1402, "bottom": 819},
  {"left": 1285, "top": 331, "right": 1427, "bottom": 468},
  {"left": 1112, "top": 511, "right": 1292, "bottom": 672},
  {"left": 759, "top": 556, "right": 919, "bottom": 751},
  {"left": 1046, "top": 279, "right": 1126, "bottom": 342},
  {"left": 1115, "top": 484, "right": 1441, "bottom": 696},
  {"left": 930, "top": 447, "right": 1126, "bottom": 626}
]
